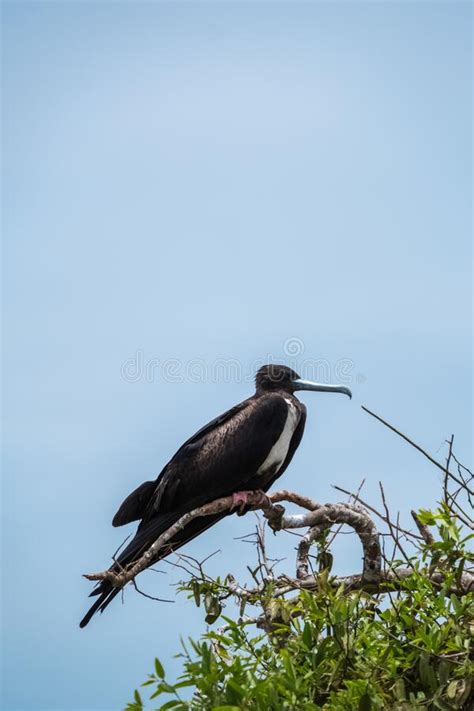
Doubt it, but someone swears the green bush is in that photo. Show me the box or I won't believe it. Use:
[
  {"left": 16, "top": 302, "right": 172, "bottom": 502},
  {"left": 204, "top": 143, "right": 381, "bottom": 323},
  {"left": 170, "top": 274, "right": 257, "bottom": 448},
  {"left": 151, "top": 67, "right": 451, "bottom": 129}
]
[{"left": 127, "top": 504, "right": 473, "bottom": 710}]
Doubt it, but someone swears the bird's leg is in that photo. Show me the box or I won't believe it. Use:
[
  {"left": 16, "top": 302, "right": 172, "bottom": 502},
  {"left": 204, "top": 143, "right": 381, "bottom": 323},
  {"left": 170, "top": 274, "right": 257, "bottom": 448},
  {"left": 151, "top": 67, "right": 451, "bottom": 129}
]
[
  {"left": 231, "top": 490, "right": 252, "bottom": 514},
  {"left": 231, "top": 490, "right": 272, "bottom": 515}
]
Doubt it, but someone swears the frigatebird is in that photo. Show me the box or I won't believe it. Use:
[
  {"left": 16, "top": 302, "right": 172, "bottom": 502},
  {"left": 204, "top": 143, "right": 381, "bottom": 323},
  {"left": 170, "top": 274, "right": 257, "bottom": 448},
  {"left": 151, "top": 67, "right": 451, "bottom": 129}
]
[{"left": 80, "top": 364, "right": 351, "bottom": 627}]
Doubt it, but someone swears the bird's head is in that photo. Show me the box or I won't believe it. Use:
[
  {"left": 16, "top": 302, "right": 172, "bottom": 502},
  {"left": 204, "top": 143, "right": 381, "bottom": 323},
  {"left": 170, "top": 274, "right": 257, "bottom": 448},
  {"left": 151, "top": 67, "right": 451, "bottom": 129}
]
[{"left": 255, "top": 364, "right": 352, "bottom": 399}]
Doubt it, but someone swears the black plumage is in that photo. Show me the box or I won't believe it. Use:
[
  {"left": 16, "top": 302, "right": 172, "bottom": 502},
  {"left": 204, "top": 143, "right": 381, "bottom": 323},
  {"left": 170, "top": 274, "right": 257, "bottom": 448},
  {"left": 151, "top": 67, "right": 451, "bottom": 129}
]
[{"left": 80, "top": 364, "right": 350, "bottom": 627}]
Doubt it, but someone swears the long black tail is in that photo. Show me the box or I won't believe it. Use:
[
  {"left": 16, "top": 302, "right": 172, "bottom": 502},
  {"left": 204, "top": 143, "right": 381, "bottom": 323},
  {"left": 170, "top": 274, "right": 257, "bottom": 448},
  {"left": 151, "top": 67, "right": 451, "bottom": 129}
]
[
  {"left": 80, "top": 509, "right": 227, "bottom": 628},
  {"left": 79, "top": 585, "right": 121, "bottom": 628}
]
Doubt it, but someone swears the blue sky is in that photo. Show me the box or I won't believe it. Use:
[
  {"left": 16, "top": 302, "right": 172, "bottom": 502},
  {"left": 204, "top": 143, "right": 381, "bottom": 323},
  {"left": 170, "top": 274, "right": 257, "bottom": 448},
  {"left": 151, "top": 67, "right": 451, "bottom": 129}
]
[{"left": 2, "top": 2, "right": 472, "bottom": 709}]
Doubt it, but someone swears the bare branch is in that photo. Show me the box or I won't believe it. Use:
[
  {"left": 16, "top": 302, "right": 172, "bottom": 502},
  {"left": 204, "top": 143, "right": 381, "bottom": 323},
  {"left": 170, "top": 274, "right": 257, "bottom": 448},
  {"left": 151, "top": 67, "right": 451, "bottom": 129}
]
[
  {"left": 444, "top": 491, "right": 474, "bottom": 529},
  {"left": 269, "top": 490, "right": 321, "bottom": 511},
  {"left": 443, "top": 434, "right": 454, "bottom": 505},
  {"left": 84, "top": 491, "right": 294, "bottom": 587},
  {"left": 84, "top": 493, "right": 382, "bottom": 593},
  {"left": 131, "top": 579, "right": 174, "bottom": 604},
  {"left": 295, "top": 502, "right": 381, "bottom": 583},
  {"left": 321, "top": 567, "right": 474, "bottom": 595},
  {"left": 234, "top": 567, "right": 474, "bottom": 600},
  {"left": 379, "top": 483, "right": 412, "bottom": 567},
  {"left": 326, "top": 478, "right": 366, "bottom": 548},
  {"left": 332, "top": 484, "right": 422, "bottom": 541},
  {"left": 361, "top": 406, "right": 473, "bottom": 496}
]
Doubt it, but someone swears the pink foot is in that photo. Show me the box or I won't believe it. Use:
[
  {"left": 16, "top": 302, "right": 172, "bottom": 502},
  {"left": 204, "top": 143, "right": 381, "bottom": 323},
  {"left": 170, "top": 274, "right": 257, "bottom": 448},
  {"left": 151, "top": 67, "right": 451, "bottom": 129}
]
[
  {"left": 231, "top": 490, "right": 272, "bottom": 514},
  {"left": 231, "top": 491, "right": 251, "bottom": 511}
]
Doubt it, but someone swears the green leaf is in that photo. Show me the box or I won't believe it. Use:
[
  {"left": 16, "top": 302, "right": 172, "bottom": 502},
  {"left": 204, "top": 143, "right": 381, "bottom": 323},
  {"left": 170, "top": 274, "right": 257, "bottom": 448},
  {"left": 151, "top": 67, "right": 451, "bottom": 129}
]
[
  {"left": 302, "top": 622, "right": 312, "bottom": 649},
  {"left": 173, "top": 680, "right": 195, "bottom": 689},
  {"left": 204, "top": 594, "right": 222, "bottom": 624},
  {"left": 154, "top": 657, "right": 165, "bottom": 679},
  {"left": 438, "top": 660, "right": 450, "bottom": 687},
  {"left": 226, "top": 678, "right": 245, "bottom": 700},
  {"left": 157, "top": 682, "right": 176, "bottom": 694},
  {"left": 446, "top": 680, "right": 458, "bottom": 700},
  {"left": 417, "top": 509, "right": 436, "bottom": 526},
  {"left": 419, "top": 653, "right": 437, "bottom": 691},
  {"left": 192, "top": 580, "right": 201, "bottom": 607}
]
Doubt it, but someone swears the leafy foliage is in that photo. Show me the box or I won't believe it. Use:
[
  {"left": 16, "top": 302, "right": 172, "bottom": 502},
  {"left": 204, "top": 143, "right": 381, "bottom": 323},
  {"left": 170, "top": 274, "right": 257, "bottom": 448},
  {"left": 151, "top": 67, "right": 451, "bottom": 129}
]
[{"left": 126, "top": 504, "right": 473, "bottom": 710}]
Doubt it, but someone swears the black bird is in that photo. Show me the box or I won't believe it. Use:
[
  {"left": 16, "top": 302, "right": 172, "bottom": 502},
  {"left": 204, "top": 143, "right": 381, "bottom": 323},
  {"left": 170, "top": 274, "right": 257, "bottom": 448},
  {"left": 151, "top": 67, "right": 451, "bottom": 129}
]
[{"left": 80, "top": 364, "right": 351, "bottom": 627}]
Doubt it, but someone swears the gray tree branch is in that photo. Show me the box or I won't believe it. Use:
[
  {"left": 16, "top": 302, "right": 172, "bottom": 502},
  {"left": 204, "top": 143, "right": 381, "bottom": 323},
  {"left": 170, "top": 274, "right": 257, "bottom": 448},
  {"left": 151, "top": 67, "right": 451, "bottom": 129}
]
[{"left": 84, "top": 488, "right": 473, "bottom": 599}]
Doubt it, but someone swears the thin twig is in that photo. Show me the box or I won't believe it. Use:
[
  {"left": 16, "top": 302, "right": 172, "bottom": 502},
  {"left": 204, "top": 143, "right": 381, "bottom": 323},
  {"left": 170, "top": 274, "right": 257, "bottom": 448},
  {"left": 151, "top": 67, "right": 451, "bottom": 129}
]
[
  {"left": 326, "top": 478, "right": 366, "bottom": 548},
  {"left": 444, "top": 434, "right": 454, "bottom": 505},
  {"left": 361, "top": 406, "right": 473, "bottom": 495},
  {"left": 445, "top": 490, "right": 474, "bottom": 528},
  {"left": 332, "top": 484, "right": 422, "bottom": 541},
  {"left": 379, "top": 483, "right": 412, "bottom": 567},
  {"left": 131, "top": 579, "right": 174, "bottom": 604}
]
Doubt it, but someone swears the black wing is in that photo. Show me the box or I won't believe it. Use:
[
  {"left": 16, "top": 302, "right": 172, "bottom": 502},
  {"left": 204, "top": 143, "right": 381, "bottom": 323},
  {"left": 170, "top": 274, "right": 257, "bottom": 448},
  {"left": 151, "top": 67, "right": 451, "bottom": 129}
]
[
  {"left": 112, "top": 481, "right": 156, "bottom": 527},
  {"left": 142, "top": 392, "right": 290, "bottom": 519},
  {"left": 112, "top": 398, "right": 252, "bottom": 527},
  {"left": 114, "top": 393, "right": 290, "bottom": 526}
]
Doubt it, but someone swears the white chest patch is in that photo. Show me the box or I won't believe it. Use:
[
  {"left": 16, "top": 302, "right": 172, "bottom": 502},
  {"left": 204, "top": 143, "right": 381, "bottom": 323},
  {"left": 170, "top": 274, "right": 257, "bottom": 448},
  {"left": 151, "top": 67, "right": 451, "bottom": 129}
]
[{"left": 257, "top": 398, "right": 300, "bottom": 476}]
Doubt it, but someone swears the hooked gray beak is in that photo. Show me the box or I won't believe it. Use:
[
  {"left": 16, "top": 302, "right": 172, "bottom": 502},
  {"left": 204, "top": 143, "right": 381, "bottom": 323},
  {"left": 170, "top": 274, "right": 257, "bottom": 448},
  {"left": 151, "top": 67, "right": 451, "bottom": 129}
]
[{"left": 293, "top": 379, "right": 352, "bottom": 399}]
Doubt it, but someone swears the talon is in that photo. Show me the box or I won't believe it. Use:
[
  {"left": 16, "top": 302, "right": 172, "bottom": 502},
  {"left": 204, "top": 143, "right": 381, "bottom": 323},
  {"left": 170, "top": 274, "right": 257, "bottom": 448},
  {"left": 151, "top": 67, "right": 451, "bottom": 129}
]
[{"left": 254, "top": 490, "right": 272, "bottom": 508}]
